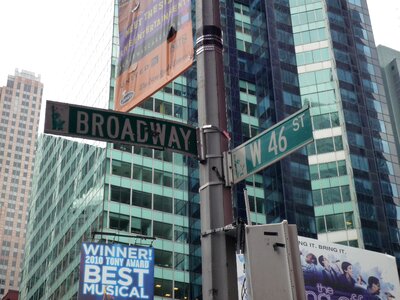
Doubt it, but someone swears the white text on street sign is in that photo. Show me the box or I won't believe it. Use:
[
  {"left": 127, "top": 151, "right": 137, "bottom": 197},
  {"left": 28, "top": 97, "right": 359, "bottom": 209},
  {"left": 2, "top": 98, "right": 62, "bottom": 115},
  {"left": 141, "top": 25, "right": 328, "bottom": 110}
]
[
  {"left": 230, "top": 107, "right": 313, "bottom": 184},
  {"left": 44, "top": 101, "right": 198, "bottom": 156}
]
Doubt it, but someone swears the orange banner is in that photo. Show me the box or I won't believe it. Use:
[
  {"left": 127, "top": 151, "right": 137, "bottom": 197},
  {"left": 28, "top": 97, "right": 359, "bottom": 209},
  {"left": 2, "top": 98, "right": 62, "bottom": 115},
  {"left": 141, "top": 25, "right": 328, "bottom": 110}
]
[{"left": 115, "top": 0, "right": 193, "bottom": 112}]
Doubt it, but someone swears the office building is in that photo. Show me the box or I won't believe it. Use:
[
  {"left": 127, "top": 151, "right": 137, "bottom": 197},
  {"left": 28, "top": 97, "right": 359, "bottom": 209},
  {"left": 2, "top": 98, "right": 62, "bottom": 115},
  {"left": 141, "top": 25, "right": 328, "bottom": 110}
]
[
  {"left": 377, "top": 45, "right": 400, "bottom": 160},
  {"left": 21, "top": 0, "right": 400, "bottom": 299},
  {"left": 20, "top": 135, "right": 106, "bottom": 300},
  {"left": 0, "top": 69, "right": 42, "bottom": 297},
  {"left": 289, "top": 0, "right": 400, "bottom": 262}
]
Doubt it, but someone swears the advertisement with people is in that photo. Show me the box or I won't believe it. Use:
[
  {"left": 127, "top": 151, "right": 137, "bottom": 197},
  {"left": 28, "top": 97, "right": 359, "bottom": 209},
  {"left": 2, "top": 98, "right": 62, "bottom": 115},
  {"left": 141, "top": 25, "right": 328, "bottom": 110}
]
[
  {"left": 298, "top": 236, "right": 400, "bottom": 300},
  {"left": 78, "top": 242, "right": 154, "bottom": 300}
]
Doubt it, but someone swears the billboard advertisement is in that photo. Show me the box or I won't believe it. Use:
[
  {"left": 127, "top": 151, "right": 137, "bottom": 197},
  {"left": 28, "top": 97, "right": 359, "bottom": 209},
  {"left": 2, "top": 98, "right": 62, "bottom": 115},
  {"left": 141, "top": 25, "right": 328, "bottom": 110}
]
[
  {"left": 115, "top": 0, "right": 193, "bottom": 112},
  {"left": 298, "top": 236, "right": 400, "bottom": 300},
  {"left": 236, "top": 253, "right": 249, "bottom": 300},
  {"left": 78, "top": 242, "right": 154, "bottom": 300}
]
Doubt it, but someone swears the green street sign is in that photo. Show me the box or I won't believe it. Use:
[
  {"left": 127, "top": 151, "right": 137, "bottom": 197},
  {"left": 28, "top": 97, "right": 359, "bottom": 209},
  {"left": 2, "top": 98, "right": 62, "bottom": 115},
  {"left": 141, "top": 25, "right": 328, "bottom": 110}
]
[
  {"left": 230, "top": 106, "right": 313, "bottom": 184},
  {"left": 44, "top": 101, "right": 198, "bottom": 156}
]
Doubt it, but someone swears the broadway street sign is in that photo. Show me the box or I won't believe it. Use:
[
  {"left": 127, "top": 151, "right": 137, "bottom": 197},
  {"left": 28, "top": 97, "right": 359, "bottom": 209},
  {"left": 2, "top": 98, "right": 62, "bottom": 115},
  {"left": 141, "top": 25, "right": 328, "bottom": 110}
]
[
  {"left": 44, "top": 101, "right": 198, "bottom": 156},
  {"left": 230, "top": 106, "right": 313, "bottom": 184}
]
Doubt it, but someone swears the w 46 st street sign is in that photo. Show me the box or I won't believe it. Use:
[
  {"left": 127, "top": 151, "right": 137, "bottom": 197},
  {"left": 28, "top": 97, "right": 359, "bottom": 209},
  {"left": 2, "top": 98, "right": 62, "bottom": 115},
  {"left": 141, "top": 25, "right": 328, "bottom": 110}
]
[
  {"left": 228, "top": 106, "right": 313, "bottom": 184},
  {"left": 44, "top": 101, "right": 198, "bottom": 156}
]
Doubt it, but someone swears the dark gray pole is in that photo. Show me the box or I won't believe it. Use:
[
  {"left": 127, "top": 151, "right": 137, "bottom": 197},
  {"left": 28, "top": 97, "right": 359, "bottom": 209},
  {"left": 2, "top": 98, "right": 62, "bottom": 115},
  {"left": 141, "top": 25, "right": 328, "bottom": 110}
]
[{"left": 195, "top": 1, "right": 236, "bottom": 299}]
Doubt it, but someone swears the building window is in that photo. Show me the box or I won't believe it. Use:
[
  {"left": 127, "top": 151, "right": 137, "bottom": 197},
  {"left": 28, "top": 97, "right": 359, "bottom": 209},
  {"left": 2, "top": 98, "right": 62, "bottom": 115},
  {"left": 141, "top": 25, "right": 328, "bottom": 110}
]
[
  {"left": 316, "top": 212, "right": 354, "bottom": 233},
  {"left": 154, "top": 278, "right": 173, "bottom": 298},
  {"left": 154, "top": 249, "right": 172, "bottom": 268},
  {"left": 153, "top": 195, "right": 172, "bottom": 213},
  {"left": 109, "top": 213, "right": 129, "bottom": 232},
  {"left": 350, "top": 154, "right": 369, "bottom": 172},
  {"left": 153, "top": 221, "right": 172, "bottom": 240}
]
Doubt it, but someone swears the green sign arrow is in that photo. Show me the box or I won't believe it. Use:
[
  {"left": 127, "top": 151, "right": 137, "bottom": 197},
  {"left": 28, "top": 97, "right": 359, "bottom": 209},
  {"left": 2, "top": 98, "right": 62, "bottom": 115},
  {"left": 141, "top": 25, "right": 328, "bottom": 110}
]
[
  {"left": 44, "top": 101, "right": 198, "bottom": 156},
  {"left": 230, "top": 106, "right": 313, "bottom": 184}
]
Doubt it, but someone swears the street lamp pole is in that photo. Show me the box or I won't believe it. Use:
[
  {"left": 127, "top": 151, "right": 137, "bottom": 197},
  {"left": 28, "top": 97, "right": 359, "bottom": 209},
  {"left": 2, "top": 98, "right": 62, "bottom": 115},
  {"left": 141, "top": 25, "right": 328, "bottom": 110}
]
[{"left": 195, "top": 1, "right": 237, "bottom": 299}]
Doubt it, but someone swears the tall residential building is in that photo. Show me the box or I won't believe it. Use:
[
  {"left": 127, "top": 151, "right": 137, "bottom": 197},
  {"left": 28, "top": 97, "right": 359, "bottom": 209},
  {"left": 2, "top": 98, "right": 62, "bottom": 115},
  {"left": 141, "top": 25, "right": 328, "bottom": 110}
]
[
  {"left": 20, "top": 0, "right": 400, "bottom": 299},
  {"left": 377, "top": 45, "right": 400, "bottom": 160},
  {"left": 0, "top": 69, "right": 43, "bottom": 297}
]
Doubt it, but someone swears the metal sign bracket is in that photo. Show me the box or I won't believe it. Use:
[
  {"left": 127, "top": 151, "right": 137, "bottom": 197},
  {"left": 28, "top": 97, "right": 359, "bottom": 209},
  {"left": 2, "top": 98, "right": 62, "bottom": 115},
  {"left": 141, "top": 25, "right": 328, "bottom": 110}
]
[
  {"left": 197, "top": 124, "right": 230, "bottom": 162},
  {"left": 223, "top": 151, "right": 233, "bottom": 187}
]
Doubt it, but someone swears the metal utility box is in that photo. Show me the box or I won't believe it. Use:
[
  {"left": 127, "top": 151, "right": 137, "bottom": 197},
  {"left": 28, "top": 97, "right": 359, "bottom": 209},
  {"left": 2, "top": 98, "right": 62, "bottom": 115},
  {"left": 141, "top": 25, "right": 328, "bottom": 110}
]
[{"left": 244, "top": 221, "right": 306, "bottom": 300}]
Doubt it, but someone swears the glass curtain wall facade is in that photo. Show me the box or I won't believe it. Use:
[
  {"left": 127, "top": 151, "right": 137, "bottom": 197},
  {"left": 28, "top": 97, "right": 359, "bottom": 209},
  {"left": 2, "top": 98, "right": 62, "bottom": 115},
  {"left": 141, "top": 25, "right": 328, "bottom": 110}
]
[
  {"left": 104, "top": 1, "right": 201, "bottom": 297},
  {"left": 289, "top": 0, "right": 400, "bottom": 267},
  {"left": 221, "top": 0, "right": 316, "bottom": 235},
  {"left": 20, "top": 136, "right": 105, "bottom": 300}
]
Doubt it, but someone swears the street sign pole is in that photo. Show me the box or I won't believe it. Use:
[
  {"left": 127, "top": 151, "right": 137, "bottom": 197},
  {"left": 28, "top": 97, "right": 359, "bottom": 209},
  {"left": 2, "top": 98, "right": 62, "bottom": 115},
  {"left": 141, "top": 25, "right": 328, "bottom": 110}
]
[{"left": 195, "top": 1, "right": 237, "bottom": 299}]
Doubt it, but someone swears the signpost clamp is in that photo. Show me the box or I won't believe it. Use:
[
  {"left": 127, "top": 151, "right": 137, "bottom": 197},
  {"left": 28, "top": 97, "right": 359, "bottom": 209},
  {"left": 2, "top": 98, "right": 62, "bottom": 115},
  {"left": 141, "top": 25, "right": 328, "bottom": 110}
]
[
  {"left": 197, "top": 124, "right": 230, "bottom": 163},
  {"left": 223, "top": 151, "right": 233, "bottom": 187}
]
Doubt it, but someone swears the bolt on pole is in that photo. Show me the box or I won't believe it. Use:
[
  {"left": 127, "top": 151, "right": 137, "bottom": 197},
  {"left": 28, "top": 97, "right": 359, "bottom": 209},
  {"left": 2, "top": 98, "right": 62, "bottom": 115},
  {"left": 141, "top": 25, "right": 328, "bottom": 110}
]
[{"left": 195, "top": 1, "right": 237, "bottom": 299}]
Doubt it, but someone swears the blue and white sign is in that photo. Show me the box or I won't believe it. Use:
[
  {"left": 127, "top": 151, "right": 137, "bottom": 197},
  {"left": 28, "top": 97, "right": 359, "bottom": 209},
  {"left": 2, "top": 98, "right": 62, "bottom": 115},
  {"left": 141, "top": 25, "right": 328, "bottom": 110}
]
[{"left": 78, "top": 243, "right": 154, "bottom": 300}]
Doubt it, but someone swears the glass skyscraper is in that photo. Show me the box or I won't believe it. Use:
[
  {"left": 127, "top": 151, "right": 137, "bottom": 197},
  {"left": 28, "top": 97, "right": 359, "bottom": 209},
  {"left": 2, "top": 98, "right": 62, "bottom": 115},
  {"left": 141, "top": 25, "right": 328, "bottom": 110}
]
[
  {"left": 289, "top": 0, "right": 400, "bottom": 260},
  {"left": 21, "top": 0, "right": 400, "bottom": 299}
]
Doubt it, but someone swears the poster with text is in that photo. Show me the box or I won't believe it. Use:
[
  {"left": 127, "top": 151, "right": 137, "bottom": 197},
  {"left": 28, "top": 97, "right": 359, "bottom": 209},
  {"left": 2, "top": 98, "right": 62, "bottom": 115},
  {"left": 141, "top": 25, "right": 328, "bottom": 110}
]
[
  {"left": 298, "top": 236, "right": 400, "bottom": 300},
  {"left": 115, "top": 0, "right": 193, "bottom": 112},
  {"left": 78, "top": 242, "right": 154, "bottom": 300}
]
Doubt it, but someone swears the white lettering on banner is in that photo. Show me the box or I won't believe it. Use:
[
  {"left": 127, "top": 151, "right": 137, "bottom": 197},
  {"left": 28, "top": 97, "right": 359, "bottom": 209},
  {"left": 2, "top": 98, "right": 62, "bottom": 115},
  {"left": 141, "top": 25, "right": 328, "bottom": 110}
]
[
  {"left": 126, "top": 259, "right": 150, "bottom": 268},
  {"left": 80, "top": 244, "right": 153, "bottom": 299},
  {"left": 103, "top": 266, "right": 118, "bottom": 285},
  {"left": 105, "top": 257, "right": 125, "bottom": 266},
  {"left": 133, "top": 269, "right": 149, "bottom": 286},
  {"left": 84, "top": 265, "right": 148, "bottom": 286},
  {"left": 84, "top": 265, "right": 101, "bottom": 283},
  {"left": 119, "top": 267, "right": 134, "bottom": 286},
  {"left": 250, "top": 140, "right": 261, "bottom": 167},
  {"left": 83, "top": 243, "right": 150, "bottom": 259},
  {"left": 83, "top": 284, "right": 149, "bottom": 298}
]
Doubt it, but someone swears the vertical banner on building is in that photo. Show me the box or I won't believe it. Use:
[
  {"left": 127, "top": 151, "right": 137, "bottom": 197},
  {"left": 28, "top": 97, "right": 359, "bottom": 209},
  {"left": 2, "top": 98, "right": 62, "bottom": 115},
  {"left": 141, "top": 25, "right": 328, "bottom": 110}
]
[
  {"left": 78, "top": 242, "right": 154, "bottom": 300},
  {"left": 115, "top": 0, "right": 193, "bottom": 112},
  {"left": 298, "top": 236, "right": 400, "bottom": 299}
]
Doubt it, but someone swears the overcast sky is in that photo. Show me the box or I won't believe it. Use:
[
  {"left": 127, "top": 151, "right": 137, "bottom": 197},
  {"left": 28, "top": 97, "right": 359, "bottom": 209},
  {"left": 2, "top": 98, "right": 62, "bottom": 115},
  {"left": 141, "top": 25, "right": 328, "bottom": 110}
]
[{"left": 0, "top": 0, "right": 399, "bottom": 103}]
